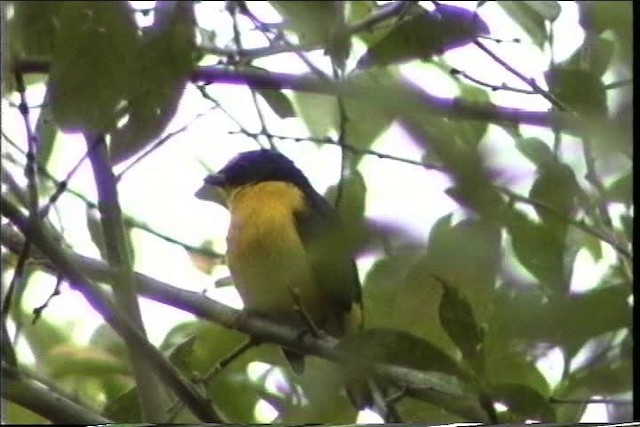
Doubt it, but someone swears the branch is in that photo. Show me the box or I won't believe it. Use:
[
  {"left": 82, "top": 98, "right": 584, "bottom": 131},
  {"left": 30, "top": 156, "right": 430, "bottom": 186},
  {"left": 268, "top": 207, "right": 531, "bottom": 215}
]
[
  {"left": 83, "top": 133, "right": 165, "bottom": 421},
  {"left": 1, "top": 224, "right": 487, "bottom": 421},
  {"left": 0, "top": 198, "right": 224, "bottom": 423},
  {"left": 15, "top": 59, "right": 588, "bottom": 135},
  {"left": 1, "top": 363, "right": 112, "bottom": 424}
]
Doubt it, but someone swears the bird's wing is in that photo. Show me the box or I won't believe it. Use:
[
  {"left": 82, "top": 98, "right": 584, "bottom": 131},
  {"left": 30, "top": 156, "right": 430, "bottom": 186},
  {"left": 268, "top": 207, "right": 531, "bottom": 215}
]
[{"left": 293, "top": 190, "right": 363, "bottom": 335}]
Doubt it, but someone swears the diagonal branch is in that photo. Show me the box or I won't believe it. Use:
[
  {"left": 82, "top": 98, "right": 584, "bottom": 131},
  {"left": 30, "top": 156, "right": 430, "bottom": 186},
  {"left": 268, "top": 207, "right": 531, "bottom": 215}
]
[{"left": 83, "top": 133, "right": 165, "bottom": 421}]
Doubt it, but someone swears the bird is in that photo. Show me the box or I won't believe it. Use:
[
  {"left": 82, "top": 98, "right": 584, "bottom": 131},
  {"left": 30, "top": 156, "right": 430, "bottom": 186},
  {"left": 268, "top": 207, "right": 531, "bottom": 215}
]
[{"left": 202, "top": 149, "right": 370, "bottom": 409}]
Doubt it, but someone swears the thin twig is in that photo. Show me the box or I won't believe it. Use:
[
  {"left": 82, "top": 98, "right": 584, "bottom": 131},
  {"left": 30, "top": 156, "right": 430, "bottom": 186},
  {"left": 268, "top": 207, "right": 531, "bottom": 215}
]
[
  {"left": 450, "top": 67, "right": 538, "bottom": 94},
  {"left": 116, "top": 108, "right": 217, "bottom": 181},
  {"left": 230, "top": 129, "right": 443, "bottom": 170},
  {"left": 498, "top": 186, "right": 632, "bottom": 260},
  {"left": 229, "top": 3, "right": 276, "bottom": 150},
  {"left": 31, "top": 273, "right": 63, "bottom": 325},
  {"left": 474, "top": 39, "right": 568, "bottom": 111},
  {"left": 2, "top": 69, "right": 41, "bottom": 342},
  {"left": 202, "top": 338, "right": 256, "bottom": 382}
]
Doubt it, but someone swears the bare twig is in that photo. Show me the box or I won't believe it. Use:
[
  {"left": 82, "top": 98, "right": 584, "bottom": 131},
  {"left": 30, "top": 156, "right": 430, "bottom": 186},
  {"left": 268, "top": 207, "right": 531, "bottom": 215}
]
[
  {"left": 474, "top": 39, "right": 568, "bottom": 111},
  {"left": 2, "top": 68, "right": 41, "bottom": 343},
  {"left": 202, "top": 338, "right": 256, "bottom": 382},
  {"left": 450, "top": 67, "right": 538, "bottom": 94},
  {"left": 229, "top": 4, "right": 276, "bottom": 150},
  {"left": 31, "top": 273, "right": 63, "bottom": 325},
  {"left": 230, "top": 129, "right": 443, "bottom": 170},
  {"left": 116, "top": 107, "right": 217, "bottom": 181}
]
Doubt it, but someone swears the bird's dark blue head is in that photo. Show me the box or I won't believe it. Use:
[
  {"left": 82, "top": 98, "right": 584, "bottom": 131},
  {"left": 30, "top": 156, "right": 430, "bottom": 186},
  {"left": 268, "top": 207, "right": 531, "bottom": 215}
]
[{"left": 204, "top": 149, "right": 312, "bottom": 190}]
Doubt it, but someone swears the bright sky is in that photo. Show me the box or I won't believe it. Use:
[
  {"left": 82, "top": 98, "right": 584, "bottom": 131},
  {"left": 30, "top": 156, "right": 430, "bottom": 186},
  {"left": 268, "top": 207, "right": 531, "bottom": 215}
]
[{"left": 1, "top": 1, "right": 619, "bottom": 423}]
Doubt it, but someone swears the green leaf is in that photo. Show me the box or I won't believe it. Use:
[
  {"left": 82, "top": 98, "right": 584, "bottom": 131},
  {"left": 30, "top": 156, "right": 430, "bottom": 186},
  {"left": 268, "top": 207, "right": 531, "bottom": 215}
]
[
  {"left": 363, "top": 247, "right": 423, "bottom": 327},
  {"left": 492, "top": 382, "right": 555, "bottom": 421},
  {"left": 505, "top": 209, "right": 567, "bottom": 292},
  {"left": 424, "top": 217, "right": 502, "bottom": 320},
  {"left": 33, "top": 90, "right": 59, "bottom": 168},
  {"left": 47, "top": 344, "right": 129, "bottom": 378},
  {"left": 557, "top": 286, "right": 631, "bottom": 355},
  {"left": 21, "top": 311, "right": 71, "bottom": 366},
  {"left": 620, "top": 213, "right": 632, "bottom": 243},
  {"left": 110, "top": 2, "right": 196, "bottom": 164},
  {"left": 529, "top": 163, "right": 577, "bottom": 228},
  {"left": 256, "top": 88, "right": 295, "bottom": 118},
  {"left": 336, "top": 327, "right": 463, "bottom": 377},
  {"left": 325, "top": 170, "right": 367, "bottom": 250},
  {"left": 357, "top": 5, "right": 489, "bottom": 68},
  {"left": 103, "top": 386, "right": 142, "bottom": 423},
  {"left": 565, "top": 357, "right": 631, "bottom": 396},
  {"left": 523, "top": 1, "right": 561, "bottom": 22},
  {"left": 485, "top": 348, "right": 551, "bottom": 398},
  {"left": 514, "top": 137, "right": 556, "bottom": 167},
  {"left": 562, "top": 35, "right": 615, "bottom": 77},
  {"left": 292, "top": 91, "right": 337, "bottom": 138},
  {"left": 493, "top": 284, "right": 631, "bottom": 357},
  {"left": 578, "top": 1, "right": 632, "bottom": 40},
  {"left": 453, "top": 84, "right": 491, "bottom": 148},
  {"left": 545, "top": 67, "right": 607, "bottom": 116},
  {"left": 270, "top": 1, "right": 340, "bottom": 45},
  {"left": 49, "top": 1, "right": 139, "bottom": 133},
  {"left": 89, "top": 323, "right": 129, "bottom": 361},
  {"left": 498, "top": 1, "right": 548, "bottom": 47},
  {"left": 604, "top": 171, "right": 632, "bottom": 205},
  {"left": 3, "top": 401, "right": 48, "bottom": 425},
  {"left": 438, "top": 278, "right": 485, "bottom": 374},
  {"left": 292, "top": 69, "right": 396, "bottom": 155},
  {"left": 9, "top": 2, "right": 64, "bottom": 57}
]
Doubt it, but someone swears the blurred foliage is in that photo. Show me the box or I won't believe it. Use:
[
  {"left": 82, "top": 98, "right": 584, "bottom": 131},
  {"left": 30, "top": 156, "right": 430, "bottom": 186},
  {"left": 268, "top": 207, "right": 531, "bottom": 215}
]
[{"left": 1, "top": 0, "right": 632, "bottom": 424}]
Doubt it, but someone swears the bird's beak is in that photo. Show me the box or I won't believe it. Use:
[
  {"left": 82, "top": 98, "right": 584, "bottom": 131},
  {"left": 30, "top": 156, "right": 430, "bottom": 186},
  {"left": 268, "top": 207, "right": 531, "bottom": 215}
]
[
  {"left": 204, "top": 172, "right": 226, "bottom": 187},
  {"left": 195, "top": 173, "right": 229, "bottom": 208}
]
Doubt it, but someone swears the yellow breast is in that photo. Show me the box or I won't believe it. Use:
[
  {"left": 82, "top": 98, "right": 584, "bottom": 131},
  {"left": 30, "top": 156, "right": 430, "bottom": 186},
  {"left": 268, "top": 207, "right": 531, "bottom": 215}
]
[{"left": 225, "top": 182, "right": 329, "bottom": 326}]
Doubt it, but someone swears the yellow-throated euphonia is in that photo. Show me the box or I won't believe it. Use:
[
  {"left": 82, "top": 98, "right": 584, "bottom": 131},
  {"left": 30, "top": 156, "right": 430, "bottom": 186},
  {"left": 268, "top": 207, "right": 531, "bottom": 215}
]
[{"left": 203, "top": 149, "right": 369, "bottom": 408}]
